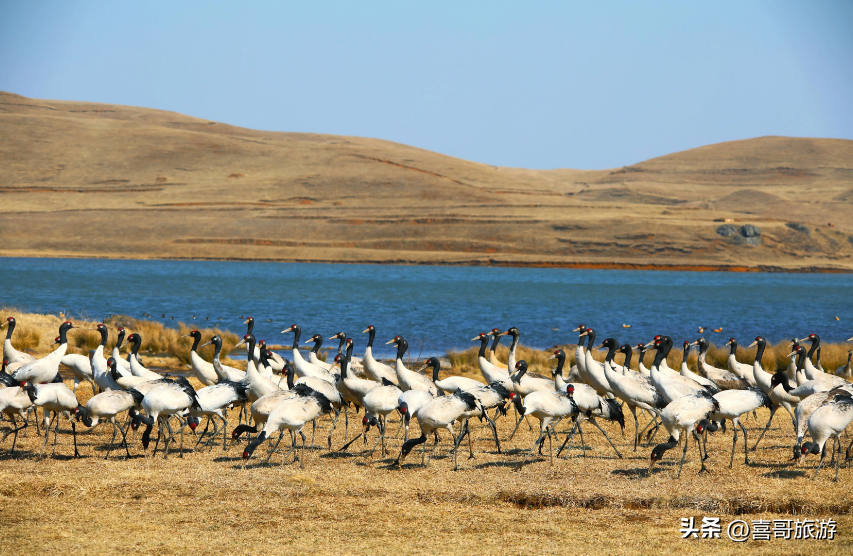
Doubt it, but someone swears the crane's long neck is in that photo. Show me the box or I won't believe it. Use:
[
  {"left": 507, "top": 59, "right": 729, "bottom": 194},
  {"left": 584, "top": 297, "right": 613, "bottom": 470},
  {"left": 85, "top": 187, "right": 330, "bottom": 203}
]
[
  {"left": 213, "top": 339, "right": 222, "bottom": 359},
  {"left": 604, "top": 344, "right": 617, "bottom": 366},
  {"left": 477, "top": 337, "right": 488, "bottom": 359},
  {"left": 652, "top": 348, "right": 666, "bottom": 370},
  {"left": 340, "top": 357, "right": 349, "bottom": 379},
  {"left": 286, "top": 364, "right": 295, "bottom": 389},
  {"left": 310, "top": 339, "right": 322, "bottom": 354},
  {"left": 366, "top": 328, "right": 375, "bottom": 348},
  {"left": 490, "top": 334, "right": 501, "bottom": 355},
  {"left": 796, "top": 349, "right": 806, "bottom": 375},
  {"left": 58, "top": 325, "right": 70, "bottom": 345},
  {"left": 585, "top": 330, "right": 596, "bottom": 353},
  {"left": 98, "top": 328, "right": 108, "bottom": 347},
  {"left": 554, "top": 354, "right": 565, "bottom": 378},
  {"left": 396, "top": 339, "right": 408, "bottom": 361},
  {"left": 754, "top": 341, "right": 765, "bottom": 365},
  {"left": 246, "top": 336, "right": 256, "bottom": 360},
  {"left": 291, "top": 326, "right": 301, "bottom": 350},
  {"left": 729, "top": 341, "right": 736, "bottom": 356},
  {"left": 130, "top": 338, "right": 141, "bottom": 356},
  {"left": 246, "top": 319, "right": 254, "bottom": 336},
  {"left": 806, "top": 337, "right": 819, "bottom": 359},
  {"left": 190, "top": 334, "right": 200, "bottom": 352},
  {"left": 622, "top": 348, "right": 633, "bottom": 370},
  {"left": 346, "top": 342, "right": 354, "bottom": 362},
  {"left": 431, "top": 363, "right": 441, "bottom": 382},
  {"left": 4, "top": 320, "right": 14, "bottom": 341},
  {"left": 335, "top": 335, "right": 346, "bottom": 354},
  {"left": 682, "top": 345, "right": 691, "bottom": 365}
]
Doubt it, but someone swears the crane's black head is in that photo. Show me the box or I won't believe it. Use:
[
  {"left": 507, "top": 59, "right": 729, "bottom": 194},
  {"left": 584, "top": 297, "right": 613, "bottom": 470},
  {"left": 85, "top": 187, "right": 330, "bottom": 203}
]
[
  {"left": 636, "top": 343, "right": 646, "bottom": 353},
  {"left": 804, "top": 333, "right": 818, "bottom": 344},
  {"left": 800, "top": 442, "right": 820, "bottom": 458},
  {"left": 471, "top": 332, "right": 488, "bottom": 342},
  {"left": 515, "top": 360, "right": 527, "bottom": 371},
  {"left": 186, "top": 330, "right": 201, "bottom": 340},
  {"left": 346, "top": 338, "right": 354, "bottom": 347},
  {"left": 598, "top": 338, "right": 619, "bottom": 351},
  {"left": 618, "top": 344, "right": 631, "bottom": 355},
  {"left": 258, "top": 339, "right": 267, "bottom": 348},
  {"left": 573, "top": 324, "right": 586, "bottom": 333},
  {"left": 310, "top": 334, "right": 322, "bottom": 343},
  {"left": 565, "top": 384, "right": 574, "bottom": 396},
  {"left": 504, "top": 327, "right": 519, "bottom": 338},
  {"left": 330, "top": 331, "right": 346, "bottom": 340},
  {"left": 334, "top": 353, "right": 346, "bottom": 364},
  {"left": 187, "top": 416, "right": 200, "bottom": 431},
  {"left": 695, "top": 419, "right": 718, "bottom": 434},
  {"left": 398, "top": 401, "right": 409, "bottom": 420},
  {"left": 107, "top": 356, "right": 117, "bottom": 370},
  {"left": 363, "top": 325, "right": 375, "bottom": 333},
  {"left": 749, "top": 336, "right": 765, "bottom": 348},
  {"left": 127, "top": 333, "right": 141, "bottom": 344},
  {"left": 424, "top": 356, "right": 440, "bottom": 369},
  {"left": 488, "top": 327, "right": 502, "bottom": 336},
  {"left": 649, "top": 435, "right": 678, "bottom": 470},
  {"left": 244, "top": 316, "right": 254, "bottom": 325},
  {"left": 552, "top": 348, "right": 565, "bottom": 359}
]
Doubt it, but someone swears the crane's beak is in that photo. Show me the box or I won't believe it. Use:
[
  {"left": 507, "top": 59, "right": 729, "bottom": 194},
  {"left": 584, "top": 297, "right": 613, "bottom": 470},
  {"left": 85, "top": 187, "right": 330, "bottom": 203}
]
[
  {"left": 362, "top": 328, "right": 370, "bottom": 334},
  {"left": 470, "top": 336, "right": 481, "bottom": 342},
  {"left": 235, "top": 339, "right": 246, "bottom": 348},
  {"left": 0, "top": 322, "right": 7, "bottom": 329},
  {"left": 199, "top": 341, "right": 212, "bottom": 348},
  {"left": 243, "top": 319, "right": 251, "bottom": 324},
  {"left": 747, "top": 341, "right": 758, "bottom": 348},
  {"left": 385, "top": 339, "right": 396, "bottom": 345},
  {"left": 787, "top": 351, "right": 798, "bottom": 358},
  {"left": 690, "top": 341, "right": 699, "bottom": 347},
  {"left": 281, "top": 327, "right": 292, "bottom": 334},
  {"left": 595, "top": 343, "right": 606, "bottom": 351},
  {"left": 417, "top": 364, "right": 428, "bottom": 373},
  {"left": 180, "top": 334, "right": 192, "bottom": 338},
  {"left": 848, "top": 336, "right": 853, "bottom": 342},
  {"left": 572, "top": 326, "right": 582, "bottom": 332},
  {"left": 546, "top": 353, "right": 556, "bottom": 360},
  {"left": 328, "top": 335, "right": 340, "bottom": 340}
]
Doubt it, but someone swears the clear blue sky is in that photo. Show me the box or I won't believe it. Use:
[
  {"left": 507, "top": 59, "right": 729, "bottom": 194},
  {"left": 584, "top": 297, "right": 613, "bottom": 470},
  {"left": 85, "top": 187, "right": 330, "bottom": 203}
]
[{"left": 1, "top": 1, "right": 851, "bottom": 169}]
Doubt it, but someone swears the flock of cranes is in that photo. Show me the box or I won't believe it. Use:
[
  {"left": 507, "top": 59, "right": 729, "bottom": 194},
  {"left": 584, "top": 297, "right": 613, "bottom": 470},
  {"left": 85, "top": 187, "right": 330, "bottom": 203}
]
[{"left": 2, "top": 315, "right": 853, "bottom": 481}]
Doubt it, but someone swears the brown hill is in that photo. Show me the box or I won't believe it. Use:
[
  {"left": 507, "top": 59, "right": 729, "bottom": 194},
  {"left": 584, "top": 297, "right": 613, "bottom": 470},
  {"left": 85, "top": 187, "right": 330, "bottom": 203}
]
[{"left": 2, "top": 91, "right": 853, "bottom": 271}]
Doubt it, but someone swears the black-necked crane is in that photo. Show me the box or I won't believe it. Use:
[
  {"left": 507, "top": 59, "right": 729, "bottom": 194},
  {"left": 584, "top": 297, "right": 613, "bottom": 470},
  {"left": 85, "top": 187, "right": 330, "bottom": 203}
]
[
  {"left": 12, "top": 321, "right": 76, "bottom": 385},
  {"left": 507, "top": 359, "right": 559, "bottom": 440},
  {"left": 1, "top": 316, "right": 35, "bottom": 365},
  {"left": 787, "top": 387, "right": 852, "bottom": 466},
  {"left": 649, "top": 392, "right": 720, "bottom": 478},
  {"left": 234, "top": 334, "right": 281, "bottom": 403},
  {"left": 123, "top": 333, "right": 163, "bottom": 381},
  {"left": 487, "top": 328, "right": 508, "bottom": 370},
  {"left": 232, "top": 363, "right": 300, "bottom": 445},
  {"left": 395, "top": 389, "right": 484, "bottom": 470},
  {"left": 572, "top": 325, "right": 588, "bottom": 380},
  {"left": 332, "top": 352, "right": 376, "bottom": 444},
  {"left": 575, "top": 328, "right": 613, "bottom": 397},
  {"left": 190, "top": 378, "right": 249, "bottom": 451},
  {"left": 199, "top": 335, "right": 246, "bottom": 382},
  {"left": 397, "top": 388, "right": 435, "bottom": 442},
  {"left": 112, "top": 326, "right": 134, "bottom": 372},
  {"left": 385, "top": 336, "right": 437, "bottom": 395},
  {"left": 54, "top": 335, "right": 96, "bottom": 394},
  {"left": 772, "top": 347, "right": 845, "bottom": 399},
  {"left": 458, "top": 380, "right": 510, "bottom": 453},
  {"left": 0, "top": 377, "right": 34, "bottom": 452},
  {"left": 304, "top": 333, "right": 334, "bottom": 372},
  {"left": 678, "top": 341, "right": 719, "bottom": 393},
  {"left": 78, "top": 357, "right": 139, "bottom": 459},
  {"left": 361, "top": 325, "right": 398, "bottom": 385},
  {"left": 800, "top": 391, "right": 853, "bottom": 481},
  {"left": 244, "top": 317, "right": 285, "bottom": 372},
  {"left": 747, "top": 336, "right": 800, "bottom": 451},
  {"left": 596, "top": 340, "right": 665, "bottom": 451},
  {"left": 242, "top": 383, "right": 334, "bottom": 468},
  {"left": 182, "top": 330, "right": 218, "bottom": 386},
  {"left": 136, "top": 378, "right": 201, "bottom": 458},
  {"left": 636, "top": 342, "right": 651, "bottom": 377},
  {"left": 693, "top": 338, "right": 749, "bottom": 390},
  {"left": 421, "top": 356, "right": 483, "bottom": 393},
  {"left": 519, "top": 382, "right": 578, "bottom": 464},
  {"left": 20, "top": 379, "right": 82, "bottom": 460},
  {"left": 707, "top": 387, "right": 774, "bottom": 467},
  {"left": 646, "top": 338, "right": 710, "bottom": 405},
  {"left": 801, "top": 333, "right": 826, "bottom": 380},
  {"left": 281, "top": 324, "right": 335, "bottom": 382},
  {"left": 722, "top": 338, "right": 756, "bottom": 386},
  {"left": 471, "top": 332, "right": 512, "bottom": 387},
  {"left": 91, "top": 323, "right": 125, "bottom": 392},
  {"left": 361, "top": 376, "right": 404, "bottom": 457}
]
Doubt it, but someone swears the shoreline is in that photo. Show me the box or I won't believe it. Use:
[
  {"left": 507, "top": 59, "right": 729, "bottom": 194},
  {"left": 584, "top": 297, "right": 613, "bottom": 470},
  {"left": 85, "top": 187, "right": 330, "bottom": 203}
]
[{"left": 1, "top": 252, "right": 851, "bottom": 274}]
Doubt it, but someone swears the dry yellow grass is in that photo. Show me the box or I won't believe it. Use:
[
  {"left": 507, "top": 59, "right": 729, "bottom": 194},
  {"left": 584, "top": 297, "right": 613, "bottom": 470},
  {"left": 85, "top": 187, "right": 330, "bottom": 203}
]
[{"left": 1, "top": 378, "right": 851, "bottom": 555}]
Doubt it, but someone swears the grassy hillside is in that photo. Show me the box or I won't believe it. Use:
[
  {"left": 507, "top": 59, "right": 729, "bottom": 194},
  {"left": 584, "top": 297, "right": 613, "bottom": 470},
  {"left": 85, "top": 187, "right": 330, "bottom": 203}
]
[{"left": 2, "top": 91, "right": 853, "bottom": 270}]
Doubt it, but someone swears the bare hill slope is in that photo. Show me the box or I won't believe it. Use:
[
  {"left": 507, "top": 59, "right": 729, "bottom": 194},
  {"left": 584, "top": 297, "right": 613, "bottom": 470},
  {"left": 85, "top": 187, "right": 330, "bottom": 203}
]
[{"left": 2, "top": 91, "right": 852, "bottom": 270}]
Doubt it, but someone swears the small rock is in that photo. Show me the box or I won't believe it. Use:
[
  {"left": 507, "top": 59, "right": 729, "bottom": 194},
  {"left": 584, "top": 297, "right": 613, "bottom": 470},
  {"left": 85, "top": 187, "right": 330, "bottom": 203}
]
[
  {"left": 717, "top": 224, "right": 739, "bottom": 237},
  {"left": 786, "top": 222, "right": 810, "bottom": 236},
  {"left": 733, "top": 235, "right": 762, "bottom": 246}
]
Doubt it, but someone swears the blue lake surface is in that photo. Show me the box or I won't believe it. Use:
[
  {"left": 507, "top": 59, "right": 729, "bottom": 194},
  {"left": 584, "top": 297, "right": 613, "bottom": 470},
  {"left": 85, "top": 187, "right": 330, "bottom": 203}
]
[{"left": 1, "top": 257, "right": 852, "bottom": 358}]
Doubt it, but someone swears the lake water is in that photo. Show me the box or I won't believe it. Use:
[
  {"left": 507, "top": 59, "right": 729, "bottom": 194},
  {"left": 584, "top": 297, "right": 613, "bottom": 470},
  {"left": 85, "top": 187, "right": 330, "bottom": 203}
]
[{"left": 1, "top": 257, "right": 851, "bottom": 358}]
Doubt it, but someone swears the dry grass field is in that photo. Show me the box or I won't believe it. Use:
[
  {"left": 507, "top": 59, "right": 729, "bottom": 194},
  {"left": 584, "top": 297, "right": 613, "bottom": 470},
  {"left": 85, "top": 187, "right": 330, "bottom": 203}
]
[
  {"left": 1, "top": 313, "right": 852, "bottom": 554},
  {"left": 2, "top": 91, "right": 853, "bottom": 271}
]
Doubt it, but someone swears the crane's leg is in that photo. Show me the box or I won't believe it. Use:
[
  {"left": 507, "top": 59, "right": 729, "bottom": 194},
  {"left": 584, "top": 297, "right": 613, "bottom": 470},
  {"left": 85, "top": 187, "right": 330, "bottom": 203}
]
[
  {"left": 115, "top": 419, "right": 131, "bottom": 459},
  {"left": 626, "top": 404, "right": 639, "bottom": 447},
  {"left": 556, "top": 421, "right": 578, "bottom": 458},
  {"left": 636, "top": 414, "right": 659, "bottom": 448},
  {"left": 380, "top": 416, "right": 387, "bottom": 457},
  {"left": 310, "top": 419, "right": 316, "bottom": 449},
  {"left": 195, "top": 417, "right": 212, "bottom": 448},
  {"left": 729, "top": 423, "right": 737, "bottom": 468},
  {"left": 278, "top": 434, "right": 298, "bottom": 468},
  {"left": 451, "top": 429, "right": 463, "bottom": 471},
  {"left": 484, "top": 413, "right": 501, "bottom": 453},
  {"left": 38, "top": 413, "right": 53, "bottom": 461},
  {"left": 52, "top": 413, "right": 61, "bottom": 457},
  {"left": 106, "top": 420, "right": 118, "bottom": 460},
  {"left": 737, "top": 422, "right": 749, "bottom": 465},
  {"left": 466, "top": 421, "right": 475, "bottom": 459},
  {"left": 71, "top": 420, "right": 79, "bottom": 458},
  {"left": 812, "top": 443, "right": 828, "bottom": 480},
  {"left": 695, "top": 430, "right": 708, "bottom": 474},
  {"left": 578, "top": 423, "right": 587, "bottom": 457},
  {"left": 343, "top": 407, "right": 349, "bottom": 444},
  {"left": 300, "top": 430, "right": 307, "bottom": 469},
  {"left": 326, "top": 408, "right": 340, "bottom": 451},
  {"left": 676, "top": 431, "right": 691, "bottom": 479},
  {"left": 590, "top": 418, "right": 623, "bottom": 459},
  {"left": 548, "top": 426, "right": 554, "bottom": 465},
  {"left": 835, "top": 435, "right": 842, "bottom": 482},
  {"left": 263, "top": 433, "right": 285, "bottom": 464},
  {"left": 508, "top": 413, "right": 524, "bottom": 441},
  {"left": 163, "top": 418, "right": 176, "bottom": 459},
  {"left": 750, "top": 405, "right": 777, "bottom": 452},
  {"left": 337, "top": 433, "right": 363, "bottom": 453}
]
